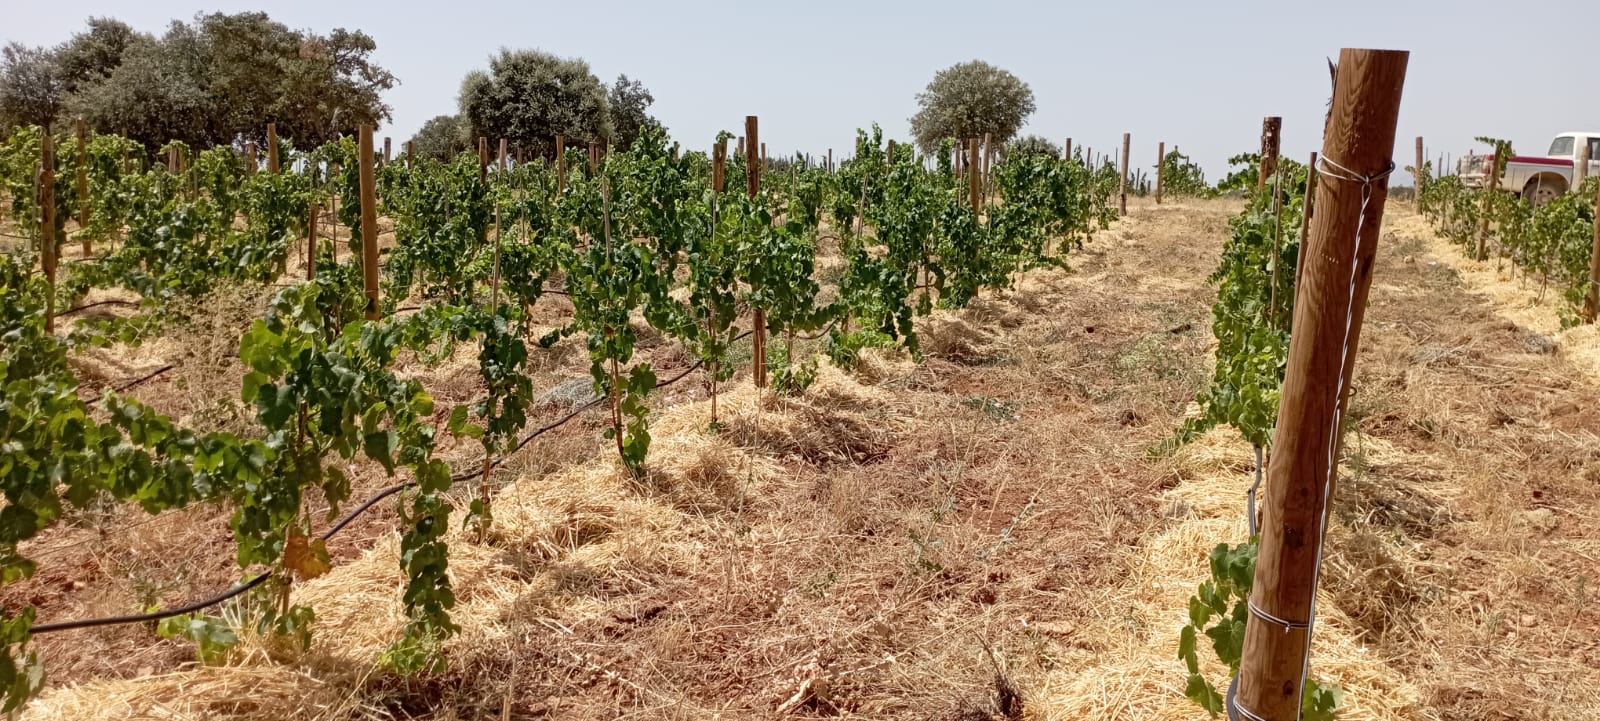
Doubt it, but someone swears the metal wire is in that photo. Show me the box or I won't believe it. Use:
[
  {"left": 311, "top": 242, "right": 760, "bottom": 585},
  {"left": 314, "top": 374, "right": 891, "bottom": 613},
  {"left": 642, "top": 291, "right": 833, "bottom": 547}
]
[{"left": 29, "top": 331, "right": 751, "bottom": 635}]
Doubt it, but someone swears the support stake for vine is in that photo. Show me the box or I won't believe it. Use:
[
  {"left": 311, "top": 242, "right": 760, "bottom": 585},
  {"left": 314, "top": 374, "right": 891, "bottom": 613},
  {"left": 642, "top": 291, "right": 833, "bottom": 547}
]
[
  {"left": 1234, "top": 47, "right": 1407, "bottom": 721},
  {"left": 358, "top": 125, "right": 380, "bottom": 320}
]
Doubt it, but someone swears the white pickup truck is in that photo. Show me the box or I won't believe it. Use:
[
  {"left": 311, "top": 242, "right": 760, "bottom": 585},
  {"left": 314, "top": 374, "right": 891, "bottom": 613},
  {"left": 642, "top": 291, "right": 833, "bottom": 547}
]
[{"left": 1458, "top": 132, "right": 1600, "bottom": 205}]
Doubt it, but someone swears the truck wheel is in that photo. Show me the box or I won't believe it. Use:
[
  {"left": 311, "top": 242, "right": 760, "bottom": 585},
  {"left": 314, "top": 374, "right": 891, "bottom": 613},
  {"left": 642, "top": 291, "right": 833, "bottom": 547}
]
[{"left": 1522, "top": 177, "right": 1566, "bottom": 207}]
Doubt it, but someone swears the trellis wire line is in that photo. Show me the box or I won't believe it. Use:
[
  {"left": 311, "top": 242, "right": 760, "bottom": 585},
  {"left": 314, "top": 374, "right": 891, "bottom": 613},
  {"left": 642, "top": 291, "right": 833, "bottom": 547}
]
[{"left": 29, "top": 331, "right": 749, "bottom": 635}]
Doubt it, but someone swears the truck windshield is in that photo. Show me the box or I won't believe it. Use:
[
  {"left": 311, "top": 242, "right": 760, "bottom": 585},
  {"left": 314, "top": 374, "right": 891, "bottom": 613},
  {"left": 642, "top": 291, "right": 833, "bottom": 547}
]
[{"left": 1549, "top": 136, "right": 1574, "bottom": 156}]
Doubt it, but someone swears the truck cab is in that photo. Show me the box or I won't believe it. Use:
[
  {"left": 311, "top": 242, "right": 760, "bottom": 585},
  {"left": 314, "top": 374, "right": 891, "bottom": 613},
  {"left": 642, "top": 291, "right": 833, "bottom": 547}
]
[{"left": 1459, "top": 132, "right": 1600, "bottom": 205}]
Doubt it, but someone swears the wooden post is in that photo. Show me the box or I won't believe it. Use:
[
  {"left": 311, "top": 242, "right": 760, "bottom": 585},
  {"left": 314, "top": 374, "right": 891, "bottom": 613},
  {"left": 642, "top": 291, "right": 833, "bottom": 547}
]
[
  {"left": 760, "top": 141, "right": 767, "bottom": 170},
  {"left": 383, "top": 136, "right": 392, "bottom": 164},
  {"left": 886, "top": 139, "right": 895, "bottom": 165},
  {"left": 1119, "top": 132, "right": 1131, "bottom": 215},
  {"left": 1476, "top": 142, "right": 1502, "bottom": 261},
  {"left": 307, "top": 203, "right": 319, "bottom": 281},
  {"left": 967, "top": 138, "right": 980, "bottom": 209},
  {"left": 1294, "top": 151, "right": 1319, "bottom": 299},
  {"left": 1585, "top": 179, "right": 1600, "bottom": 322},
  {"left": 713, "top": 138, "right": 726, "bottom": 193},
  {"left": 405, "top": 141, "right": 413, "bottom": 167},
  {"left": 982, "top": 132, "right": 993, "bottom": 201},
  {"left": 746, "top": 115, "right": 766, "bottom": 389},
  {"left": 244, "top": 141, "right": 256, "bottom": 176},
  {"left": 1575, "top": 140, "right": 1591, "bottom": 188},
  {"left": 1156, "top": 141, "right": 1166, "bottom": 205},
  {"left": 358, "top": 125, "right": 380, "bottom": 321},
  {"left": 40, "top": 132, "right": 57, "bottom": 333},
  {"left": 1414, "top": 136, "right": 1425, "bottom": 209},
  {"left": 588, "top": 141, "right": 598, "bottom": 173},
  {"left": 1235, "top": 48, "right": 1408, "bottom": 721},
  {"left": 555, "top": 134, "right": 567, "bottom": 192},
  {"left": 478, "top": 137, "right": 488, "bottom": 184},
  {"left": 267, "top": 123, "right": 280, "bottom": 174},
  {"left": 827, "top": 148, "right": 833, "bottom": 173},
  {"left": 1259, "top": 116, "right": 1282, "bottom": 189},
  {"left": 75, "top": 119, "right": 90, "bottom": 255},
  {"left": 1065, "top": 137, "right": 1072, "bottom": 160},
  {"left": 498, "top": 138, "right": 508, "bottom": 172}
]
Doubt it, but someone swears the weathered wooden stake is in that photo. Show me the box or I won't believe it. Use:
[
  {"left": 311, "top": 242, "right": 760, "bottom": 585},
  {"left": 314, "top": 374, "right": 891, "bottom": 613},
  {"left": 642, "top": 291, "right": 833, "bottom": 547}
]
[
  {"left": 746, "top": 115, "right": 766, "bottom": 389},
  {"left": 1586, "top": 182, "right": 1600, "bottom": 322},
  {"left": 1065, "top": 137, "right": 1072, "bottom": 160},
  {"left": 307, "top": 203, "right": 319, "bottom": 280},
  {"left": 588, "top": 141, "right": 598, "bottom": 173},
  {"left": 713, "top": 137, "right": 726, "bottom": 193},
  {"left": 1119, "top": 132, "right": 1131, "bottom": 215},
  {"left": 358, "top": 125, "right": 380, "bottom": 321},
  {"left": 1476, "top": 143, "right": 1502, "bottom": 261},
  {"left": 41, "top": 132, "right": 58, "bottom": 333},
  {"left": 886, "top": 139, "right": 895, "bottom": 165},
  {"left": 75, "top": 119, "right": 90, "bottom": 255},
  {"left": 967, "top": 138, "right": 980, "bottom": 209},
  {"left": 1259, "top": 116, "right": 1282, "bottom": 189},
  {"left": 244, "top": 141, "right": 257, "bottom": 176},
  {"left": 267, "top": 122, "right": 280, "bottom": 173},
  {"left": 1294, "top": 151, "right": 1319, "bottom": 299},
  {"left": 982, "top": 132, "right": 993, "bottom": 201},
  {"left": 383, "top": 136, "right": 392, "bottom": 164},
  {"left": 1156, "top": 141, "right": 1166, "bottom": 205},
  {"left": 1414, "top": 136, "right": 1425, "bottom": 209},
  {"left": 1236, "top": 48, "right": 1408, "bottom": 721},
  {"left": 498, "top": 138, "right": 508, "bottom": 172},
  {"left": 1575, "top": 140, "right": 1591, "bottom": 188},
  {"left": 555, "top": 134, "right": 567, "bottom": 193},
  {"left": 478, "top": 137, "right": 489, "bottom": 184}
]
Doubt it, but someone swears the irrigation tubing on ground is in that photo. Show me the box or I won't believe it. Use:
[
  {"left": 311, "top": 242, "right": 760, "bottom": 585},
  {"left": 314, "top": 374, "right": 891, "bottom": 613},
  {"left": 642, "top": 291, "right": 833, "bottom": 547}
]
[
  {"left": 57, "top": 299, "right": 141, "bottom": 317},
  {"left": 29, "top": 331, "right": 747, "bottom": 635}
]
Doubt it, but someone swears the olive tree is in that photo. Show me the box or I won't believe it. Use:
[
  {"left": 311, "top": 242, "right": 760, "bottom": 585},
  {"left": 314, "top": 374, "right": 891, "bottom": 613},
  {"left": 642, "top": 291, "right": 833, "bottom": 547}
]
[
  {"left": 608, "top": 74, "right": 660, "bottom": 152},
  {"left": 909, "top": 60, "right": 1036, "bottom": 154},
  {"left": 1005, "top": 134, "right": 1061, "bottom": 159},
  {"left": 408, "top": 114, "right": 470, "bottom": 161},
  {"left": 458, "top": 49, "right": 611, "bottom": 157}
]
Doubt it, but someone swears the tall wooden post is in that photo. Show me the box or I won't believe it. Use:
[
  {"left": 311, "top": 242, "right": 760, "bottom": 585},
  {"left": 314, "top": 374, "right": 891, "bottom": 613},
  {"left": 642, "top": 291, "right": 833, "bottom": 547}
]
[
  {"left": 1585, "top": 181, "right": 1600, "bottom": 322},
  {"left": 75, "top": 119, "right": 90, "bottom": 255},
  {"left": 1259, "top": 116, "right": 1282, "bottom": 189},
  {"left": 1476, "top": 142, "right": 1502, "bottom": 261},
  {"left": 967, "top": 138, "right": 980, "bottom": 209},
  {"left": 827, "top": 148, "right": 833, "bottom": 173},
  {"left": 746, "top": 115, "right": 766, "bottom": 389},
  {"left": 478, "top": 137, "right": 488, "bottom": 184},
  {"left": 267, "top": 123, "right": 280, "bottom": 174},
  {"left": 498, "top": 138, "right": 508, "bottom": 172},
  {"left": 405, "top": 141, "right": 413, "bottom": 167},
  {"left": 1575, "top": 141, "right": 1591, "bottom": 188},
  {"left": 555, "top": 134, "right": 567, "bottom": 193},
  {"left": 982, "top": 132, "right": 993, "bottom": 201},
  {"left": 1235, "top": 48, "right": 1408, "bottom": 721},
  {"left": 1295, "top": 151, "right": 1319, "bottom": 299},
  {"left": 760, "top": 141, "right": 767, "bottom": 170},
  {"left": 1119, "top": 132, "right": 1131, "bottom": 215},
  {"left": 40, "top": 132, "right": 58, "bottom": 333},
  {"left": 307, "top": 202, "right": 319, "bottom": 281},
  {"left": 713, "top": 138, "right": 726, "bottom": 193},
  {"left": 358, "top": 125, "right": 380, "bottom": 321},
  {"left": 383, "top": 136, "right": 392, "bottom": 164},
  {"left": 1065, "top": 137, "right": 1072, "bottom": 160},
  {"left": 886, "top": 139, "right": 895, "bottom": 165},
  {"left": 1414, "top": 136, "right": 1426, "bottom": 209},
  {"left": 588, "top": 141, "right": 598, "bottom": 173},
  {"left": 244, "top": 141, "right": 257, "bottom": 176},
  {"left": 1155, "top": 141, "right": 1166, "bottom": 205}
]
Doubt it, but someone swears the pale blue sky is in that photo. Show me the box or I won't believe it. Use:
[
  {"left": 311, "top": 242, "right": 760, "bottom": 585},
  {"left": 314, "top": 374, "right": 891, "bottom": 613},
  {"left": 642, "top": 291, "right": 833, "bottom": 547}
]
[{"left": 8, "top": 0, "right": 1596, "bottom": 181}]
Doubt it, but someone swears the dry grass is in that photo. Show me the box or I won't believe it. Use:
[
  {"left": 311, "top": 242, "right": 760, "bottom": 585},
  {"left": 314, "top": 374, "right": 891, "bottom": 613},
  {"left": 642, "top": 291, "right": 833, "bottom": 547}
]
[{"left": 20, "top": 196, "right": 1600, "bottom": 720}]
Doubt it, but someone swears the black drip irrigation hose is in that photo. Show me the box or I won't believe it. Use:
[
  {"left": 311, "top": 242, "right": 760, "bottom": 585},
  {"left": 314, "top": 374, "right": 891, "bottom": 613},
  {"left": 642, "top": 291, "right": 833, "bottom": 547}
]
[{"left": 28, "top": 333, "right": 747, "bottom": 635}]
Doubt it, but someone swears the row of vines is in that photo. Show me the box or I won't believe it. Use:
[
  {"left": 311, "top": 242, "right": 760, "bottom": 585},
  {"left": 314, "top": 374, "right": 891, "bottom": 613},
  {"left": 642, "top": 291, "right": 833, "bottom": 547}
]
[
  {"left": 1416, "top": 142, "right": 1600, "bottom": 326},
  {"left": 0, "top": 123, "right": 1131, "bottom": 710}
]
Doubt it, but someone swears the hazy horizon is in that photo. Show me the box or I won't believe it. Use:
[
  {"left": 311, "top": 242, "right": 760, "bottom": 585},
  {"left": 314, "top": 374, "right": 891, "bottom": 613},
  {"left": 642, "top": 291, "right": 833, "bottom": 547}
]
[{"left": 9, "top": 0, "right": 1596, "bottom": 183}]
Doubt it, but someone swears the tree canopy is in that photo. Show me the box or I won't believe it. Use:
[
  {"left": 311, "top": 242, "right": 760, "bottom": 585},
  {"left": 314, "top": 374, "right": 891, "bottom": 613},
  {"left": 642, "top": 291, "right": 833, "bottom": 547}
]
[
  {"left": 1006, "top": 134, "right": 1061, "bottom": 159},
  {"left": 456, "top": 50, "right": 661, "bottom": 157},
  {"left": 0, "top": 13, "right": 396, "bottom": 148},
  {"left": 408, "top": 114, "right": 470, "bottom": 161},
  {"left": 909, "top": 60, "right": 1036, "bottom": 154}
]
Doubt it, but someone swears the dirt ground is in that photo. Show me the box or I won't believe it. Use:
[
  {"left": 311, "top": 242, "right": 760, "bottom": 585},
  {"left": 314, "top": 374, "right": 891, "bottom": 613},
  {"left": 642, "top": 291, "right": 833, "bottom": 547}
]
[{"left": 10, "top": 195, "right": 1600, "bottom": 720}]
